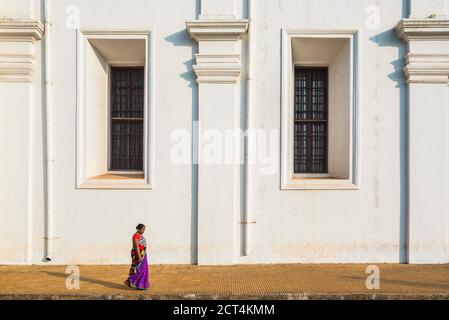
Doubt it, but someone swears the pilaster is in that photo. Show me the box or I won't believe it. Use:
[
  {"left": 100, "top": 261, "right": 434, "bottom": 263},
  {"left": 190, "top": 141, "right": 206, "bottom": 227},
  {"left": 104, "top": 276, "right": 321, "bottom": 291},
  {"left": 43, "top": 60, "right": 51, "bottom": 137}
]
[
  {"left": 396, "top": 16, "right": 449, "bottom": 264},
  {"left": 0, "top": 18, "right": 43, "bottom": 263},
  {"left": 186, "top": 3, "right": 248, "bottom": 264}
]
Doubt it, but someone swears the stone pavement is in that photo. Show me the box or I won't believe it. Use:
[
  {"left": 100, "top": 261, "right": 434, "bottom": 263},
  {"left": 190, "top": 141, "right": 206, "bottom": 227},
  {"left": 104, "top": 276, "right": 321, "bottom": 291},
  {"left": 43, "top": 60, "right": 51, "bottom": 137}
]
[{"left": 1, "top": 264, "right": 449, "bottom": 300}]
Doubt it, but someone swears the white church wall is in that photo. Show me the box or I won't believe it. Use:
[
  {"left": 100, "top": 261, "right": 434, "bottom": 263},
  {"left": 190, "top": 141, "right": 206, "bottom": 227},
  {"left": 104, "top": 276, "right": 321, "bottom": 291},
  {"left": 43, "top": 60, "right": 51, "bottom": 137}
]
[
  {"left": 0, "top": 0, "right": 199, "bottom": 264},
  {"left": 45, "top": 0, "right": 197, "bottom": 264},
  {"left": 1, "top": 0, "right": 448, "bottom": 265},
  {"left": 242, "top": 0, "right": 409, "bottom": 264}
]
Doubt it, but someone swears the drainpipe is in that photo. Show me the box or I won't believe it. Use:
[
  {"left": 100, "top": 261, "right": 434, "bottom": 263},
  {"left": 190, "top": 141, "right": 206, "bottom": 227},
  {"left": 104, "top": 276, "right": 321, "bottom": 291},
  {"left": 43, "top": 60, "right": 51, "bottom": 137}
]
[
  {"left": 243, "top": 0, "right": 254, "bottom": 256},
  {"left": 44, "top": 0, "right": 54, "bottom": 262}
]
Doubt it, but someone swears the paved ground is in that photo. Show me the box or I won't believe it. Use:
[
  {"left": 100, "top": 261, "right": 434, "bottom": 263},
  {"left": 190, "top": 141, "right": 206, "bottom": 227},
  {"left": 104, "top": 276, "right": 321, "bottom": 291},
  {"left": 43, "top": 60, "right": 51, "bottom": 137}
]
[{"left": 1, "top": 264, "right": 449, "bottom": 300}]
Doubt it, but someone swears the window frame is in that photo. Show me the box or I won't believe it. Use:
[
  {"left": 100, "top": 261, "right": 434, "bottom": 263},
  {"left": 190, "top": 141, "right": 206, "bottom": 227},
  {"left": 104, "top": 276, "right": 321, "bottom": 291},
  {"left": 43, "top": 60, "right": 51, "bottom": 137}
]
[
  {"left": 76, "top": 30, "right": 154, "bottom": 190},
  {"left": 293, "top": 66, "right": 329, "bottom": 176},
  {"left": 281, "top": 29, "right": 360, "bottom": 190},
  {"left": 108, "top": 65, "right": 145, "bottom": 173}
]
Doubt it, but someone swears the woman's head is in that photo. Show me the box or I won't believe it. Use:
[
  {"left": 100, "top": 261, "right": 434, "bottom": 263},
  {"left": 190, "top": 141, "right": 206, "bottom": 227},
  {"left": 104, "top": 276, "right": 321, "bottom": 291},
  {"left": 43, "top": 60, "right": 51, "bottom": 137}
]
[{"left": 136, "top": 224, "right": 146, "bottom": 234}]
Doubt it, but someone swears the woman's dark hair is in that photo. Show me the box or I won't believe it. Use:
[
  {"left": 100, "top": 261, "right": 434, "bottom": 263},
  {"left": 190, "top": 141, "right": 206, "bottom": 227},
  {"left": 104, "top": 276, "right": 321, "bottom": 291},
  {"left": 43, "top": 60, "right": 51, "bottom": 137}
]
[{"left": 136, "top": 224, "right": 146, "bottom": 230}]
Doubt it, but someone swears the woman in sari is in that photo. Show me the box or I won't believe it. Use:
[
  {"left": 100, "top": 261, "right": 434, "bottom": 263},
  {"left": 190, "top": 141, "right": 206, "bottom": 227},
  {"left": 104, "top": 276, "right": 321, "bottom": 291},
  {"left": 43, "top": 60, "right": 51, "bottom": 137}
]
[{"left": 123, "top": 224, "right": 150, "bottom": 290}]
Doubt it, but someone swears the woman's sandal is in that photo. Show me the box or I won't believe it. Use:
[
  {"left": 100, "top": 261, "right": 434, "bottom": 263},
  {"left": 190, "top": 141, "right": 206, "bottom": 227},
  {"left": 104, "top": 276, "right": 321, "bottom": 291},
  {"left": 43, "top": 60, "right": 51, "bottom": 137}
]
[{"left": 123, "top": 279, "right": 131, "bottom": 288}]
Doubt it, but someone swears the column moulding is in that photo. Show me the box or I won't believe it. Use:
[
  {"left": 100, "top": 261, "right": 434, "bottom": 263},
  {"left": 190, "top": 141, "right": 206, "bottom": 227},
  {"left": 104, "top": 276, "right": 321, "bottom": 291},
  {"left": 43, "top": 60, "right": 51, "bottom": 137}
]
[
  {"left": 186, "top": 20, "right": 248, "bottom": 84},
  {"left": 0, "top": 20, "right": 44, "bottom": 83},
  {"left": 0, "top": 20, "right": 44, "bottom": 43},
  {"left": 395, "top": 19, "right": 449, "bottom": 84},
  {"left": 186, "top": 20, "right": 249, "bottom": 41}
]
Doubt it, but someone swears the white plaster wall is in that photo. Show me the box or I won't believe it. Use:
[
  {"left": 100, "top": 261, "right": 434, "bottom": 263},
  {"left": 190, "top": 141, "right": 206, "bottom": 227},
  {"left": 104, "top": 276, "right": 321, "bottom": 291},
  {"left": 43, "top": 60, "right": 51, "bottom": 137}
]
[
  {"left": 410, "top": 0, "right": 448, "bottom": 17},
  {"left": 48, "top": 0, "right": 197, "bottom": 264},
  {"left": 2, "top": 0, "right": 443, "bottom": 265},
  {"left": 0, "top": 84, "right": 33, "bottom": 262},
  {"left": 408, "top": 84, "right": 449, "bottom": 263},
  {"left": 240, "top": 0, "right": 409, "bottom": 264},
  {"left": 0, "top": 0, "right": 36, "bottom": 19}
]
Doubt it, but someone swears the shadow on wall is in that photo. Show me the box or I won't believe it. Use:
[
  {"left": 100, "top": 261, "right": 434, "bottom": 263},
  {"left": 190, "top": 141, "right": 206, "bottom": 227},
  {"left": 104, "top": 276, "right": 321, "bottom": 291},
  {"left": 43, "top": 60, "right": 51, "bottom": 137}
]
[
  {"left": 369, "top": 1, "right": 409, "bottom": 263},
  {"left": 164, "top": 30, "right": 197, "bottom": 88},
  {"left": 164, "top": 24, "right": 199, "bottom": 265}
]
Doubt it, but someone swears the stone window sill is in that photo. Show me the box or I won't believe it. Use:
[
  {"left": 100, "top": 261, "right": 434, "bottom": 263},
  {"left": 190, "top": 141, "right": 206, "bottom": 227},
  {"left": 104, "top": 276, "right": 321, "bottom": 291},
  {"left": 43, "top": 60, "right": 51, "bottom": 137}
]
[
  {"left": 77, "top": 172, "right": 151, "bottom": 190},
  {"left": 282, "top": 176, "right": 359, "bottom": 190}
]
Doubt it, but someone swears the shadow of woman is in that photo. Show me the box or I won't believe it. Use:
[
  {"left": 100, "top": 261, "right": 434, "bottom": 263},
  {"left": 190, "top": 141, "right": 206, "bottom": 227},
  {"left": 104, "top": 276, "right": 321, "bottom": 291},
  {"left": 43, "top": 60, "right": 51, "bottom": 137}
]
[{"left": 41, "top": 271, "right": 134, "bottom": 291}]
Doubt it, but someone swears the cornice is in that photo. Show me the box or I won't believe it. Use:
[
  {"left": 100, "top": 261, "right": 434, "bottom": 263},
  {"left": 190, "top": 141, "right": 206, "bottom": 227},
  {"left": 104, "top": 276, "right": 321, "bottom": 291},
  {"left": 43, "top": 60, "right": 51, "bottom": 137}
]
[
  {"left": 186, "top": 19, "right": 249, "bottom": 41},
  {"left": 81, "top": 29, "right": 152, "bottom": 36},
  {"left": 192, "top": 53, "right": 242, "bottom": 84},
  {"left": 186, "top": 20, "right": 248, "bottom": 83},
  {"left": 404, "top": 54, "right": 449, "bottom": 84},
  {"left": 396, "top": 19, "right": 449, "bottom": 84},
  {"left": 0, "top": 53, "right": 35, "bottom": 82},
  {"left": 193, "top": 65, "right": 241, "bottom": 84},
  {"left": 195, "top": 54, "right": 240, "bottom": 64},
  {"left": 0, "top": 20, "right": 44, "bottom": 43},
  {"left": 395, "top": 19, "right": 449, "bottom": 41}
]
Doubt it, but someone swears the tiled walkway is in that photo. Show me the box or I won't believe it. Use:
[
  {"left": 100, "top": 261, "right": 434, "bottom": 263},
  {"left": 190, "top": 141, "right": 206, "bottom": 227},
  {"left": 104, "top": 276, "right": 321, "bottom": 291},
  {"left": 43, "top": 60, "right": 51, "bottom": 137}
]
[{"left": 1, "top": 264, "right": 449, "bottom": 299}]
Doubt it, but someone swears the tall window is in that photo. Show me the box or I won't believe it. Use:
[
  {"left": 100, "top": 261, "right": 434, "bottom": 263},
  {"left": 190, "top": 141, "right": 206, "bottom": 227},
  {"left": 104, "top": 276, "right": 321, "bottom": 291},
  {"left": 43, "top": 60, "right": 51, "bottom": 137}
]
[
  {"left": 294, "top": 67, "right": 328, "bottom": 174},
  {"left": 110, "top": 67, "right": 144, "bottom": 171}
]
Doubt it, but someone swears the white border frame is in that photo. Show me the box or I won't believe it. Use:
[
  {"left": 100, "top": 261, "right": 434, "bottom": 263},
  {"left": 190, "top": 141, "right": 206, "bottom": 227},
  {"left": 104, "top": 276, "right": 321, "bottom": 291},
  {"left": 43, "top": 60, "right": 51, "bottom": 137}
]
[
  {"left": 281, "top": 29, "right": 361, "bottom": 190},
  {"left": 76, "top": 29, "right": 154, "bottom": 189}
]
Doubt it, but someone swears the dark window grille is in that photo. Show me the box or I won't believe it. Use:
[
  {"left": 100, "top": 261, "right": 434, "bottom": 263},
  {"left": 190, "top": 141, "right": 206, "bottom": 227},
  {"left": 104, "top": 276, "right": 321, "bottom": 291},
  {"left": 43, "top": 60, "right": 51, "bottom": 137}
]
[
  {"left": 294, "top": 67, "right": 328, "bottom": 174},
  {"left": 110, "top": 67, "right": 144, "bottom": 171}
]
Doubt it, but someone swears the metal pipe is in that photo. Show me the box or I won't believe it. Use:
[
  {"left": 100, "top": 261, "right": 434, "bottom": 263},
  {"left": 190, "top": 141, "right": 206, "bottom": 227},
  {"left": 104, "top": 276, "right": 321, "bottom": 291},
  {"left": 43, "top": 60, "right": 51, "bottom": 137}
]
[
  {"left": 243, "top": 0, "right": 254, "bottom": 256},
  {"left": 44, "top": 0, "right": 54, "bottom": 262}
]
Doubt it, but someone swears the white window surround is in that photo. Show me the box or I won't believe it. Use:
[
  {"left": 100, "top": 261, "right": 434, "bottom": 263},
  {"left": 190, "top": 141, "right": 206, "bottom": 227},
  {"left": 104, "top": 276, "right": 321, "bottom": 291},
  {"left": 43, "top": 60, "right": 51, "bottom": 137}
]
[
  {"left": 281, "top": 29, "right": 361, "bottom": 190},
  {"left": 76, "top": 30, "right": 154, "bottom": 189}
]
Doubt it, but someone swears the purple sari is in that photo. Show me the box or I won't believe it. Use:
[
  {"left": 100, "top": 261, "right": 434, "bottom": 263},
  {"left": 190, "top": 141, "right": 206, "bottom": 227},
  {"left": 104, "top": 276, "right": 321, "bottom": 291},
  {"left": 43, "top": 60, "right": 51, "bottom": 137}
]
[{"left": 128, "top": 235, "right": 150, "bottom": 290}]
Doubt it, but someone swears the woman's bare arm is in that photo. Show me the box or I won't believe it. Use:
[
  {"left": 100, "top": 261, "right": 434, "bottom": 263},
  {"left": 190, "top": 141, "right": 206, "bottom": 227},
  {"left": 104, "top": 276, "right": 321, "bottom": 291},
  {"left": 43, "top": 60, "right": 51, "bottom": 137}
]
[{"left": 133, "top": 237, "right": 142, "bottom": 261}]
